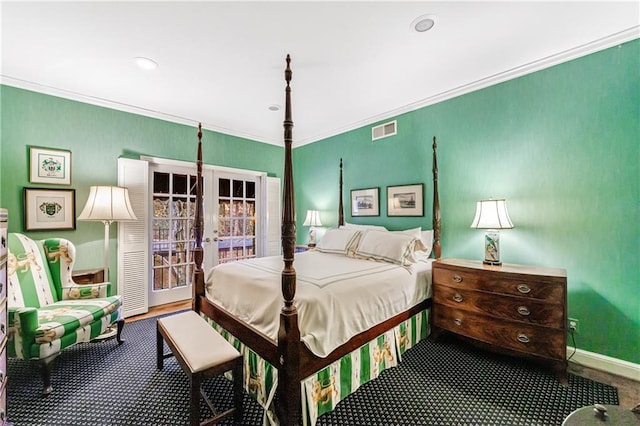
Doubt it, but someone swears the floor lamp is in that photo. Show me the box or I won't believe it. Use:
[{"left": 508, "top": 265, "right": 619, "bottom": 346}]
[{"left": 78, "top": 186, "right": 137, "bottom": 284}]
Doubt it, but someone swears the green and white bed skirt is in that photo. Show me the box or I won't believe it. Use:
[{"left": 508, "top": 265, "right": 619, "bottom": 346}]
[{"left": 202, "top": 308, "right": 430, "bottom": 426}]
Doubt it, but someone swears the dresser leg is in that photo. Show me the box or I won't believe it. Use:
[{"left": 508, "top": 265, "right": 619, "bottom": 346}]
[{"left": 553, "top": 360, "right": 568, "bottom": 386}]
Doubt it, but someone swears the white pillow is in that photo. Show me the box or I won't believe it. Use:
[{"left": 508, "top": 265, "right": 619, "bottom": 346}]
[
  {"left": 316, "top": 228, "right": 362, "bottom": 255},
  {"left": 420, "top": 230, "right": 434, "bottom": 257},
  {"left": 390, "top": 227, "right": 429, "bottom": 253},
  {"left": 340, "top": 222, "right": 388, "bottom": 231},
  {"left": 354, "top": 229, "right": 421, "bottom": 266}
]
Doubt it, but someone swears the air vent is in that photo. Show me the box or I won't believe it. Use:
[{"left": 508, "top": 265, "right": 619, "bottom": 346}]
[{"left": 371, "top": 120, "right": 397, "bottom": 141}]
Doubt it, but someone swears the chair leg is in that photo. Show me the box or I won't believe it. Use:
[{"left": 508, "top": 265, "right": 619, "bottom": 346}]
[
  {"left": 39, "top": 354, "right": 58, "bottom": 396},
  {"left": 116, "top": 319, "right": 125, "bottom": 344}
]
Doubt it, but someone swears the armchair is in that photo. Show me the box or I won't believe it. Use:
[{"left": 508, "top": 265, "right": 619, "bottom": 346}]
[{"left": 7, "top": 233, "right": 124, "bottom": 394}]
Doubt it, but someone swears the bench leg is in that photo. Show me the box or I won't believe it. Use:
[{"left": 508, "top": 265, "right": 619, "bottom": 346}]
[
  {"left": 190, "top": 373, "right": 201, "bottom": 426},
  {"left": 233, "top": 358, "right": 243, "bottom": 424},
  {"left": 156, "top": 324, "right": 164, "bottom": 370}
]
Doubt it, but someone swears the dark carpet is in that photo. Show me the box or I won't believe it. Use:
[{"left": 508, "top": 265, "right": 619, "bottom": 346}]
[{"left": 8, "top": 313, "right": 618, "bottom": 425}]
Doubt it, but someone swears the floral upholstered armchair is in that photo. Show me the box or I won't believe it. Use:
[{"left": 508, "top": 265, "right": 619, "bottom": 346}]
[{"left": 7, "top": 233, "right": 124, "bottom": 394}]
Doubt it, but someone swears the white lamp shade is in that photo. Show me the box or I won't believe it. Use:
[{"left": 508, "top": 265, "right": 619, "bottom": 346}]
[
  {"left": 78, "top": 186, "right": 138, "bottom": 222},
  {"left": 303, "top": 210, "right": 322, "bottom": 227},
  {"left": 470, "top": 199, "right": 513, "bottom": 229}
]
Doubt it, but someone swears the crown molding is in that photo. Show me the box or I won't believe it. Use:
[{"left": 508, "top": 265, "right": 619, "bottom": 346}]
[
  {"left": 2, "top": 27, "right": 637, "bottom": 149},
  {"left": 295, "top": 27, "right": 640, "bottom": 147}
]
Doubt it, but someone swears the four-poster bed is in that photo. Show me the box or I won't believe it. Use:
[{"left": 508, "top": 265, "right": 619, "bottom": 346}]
[{"left": 192, "top": 55, "right": 442, "bottom": 425}]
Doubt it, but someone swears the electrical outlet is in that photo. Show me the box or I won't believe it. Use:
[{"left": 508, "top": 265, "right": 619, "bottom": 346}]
[{"left": 568, "top": 318, "right": 579, "bottom": 334}]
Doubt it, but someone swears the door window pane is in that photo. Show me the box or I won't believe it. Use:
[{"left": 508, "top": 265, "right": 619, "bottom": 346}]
[
  {"left": 152, "top": 171, "right": 197, "bottom": 292},
  {"left": 217, "top": 176, "right": 258, "bottom": 263},
  {"left": 219, "top": 178, "right": 230, "bottom": 197}
]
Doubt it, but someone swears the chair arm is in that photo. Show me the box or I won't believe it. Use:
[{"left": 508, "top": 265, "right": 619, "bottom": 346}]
[
  {"left": 61, "top": 282, "right": 111, "bottom": 300},
  {"left": 8, "top": 307, "right": 38, "bottom": 358}
]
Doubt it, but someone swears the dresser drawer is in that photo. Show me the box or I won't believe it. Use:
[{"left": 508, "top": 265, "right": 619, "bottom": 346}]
[
  {"left": 0, "top": 305, "right": 5, "bottom": 345},
  {"left": 0, "top": 264, "right": 5, "bottom": 301},
  {"left": 0, "top": 379, "right": 5, "bottom": 426},
  {"left": 433, "top": 267, "right": 564, "bottom": 301},
  {"left": 0, "top": 343, "right": 5, "bottom": 387},
  {"left": 434, "top": 304, "right": 565, "bottom": 360},
  {"left": 433, "top": 285, "right": 564, "bottom": 327}
]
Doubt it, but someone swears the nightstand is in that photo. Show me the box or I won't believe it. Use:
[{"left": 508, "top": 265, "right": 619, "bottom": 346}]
[
  {"left": 432, "top": 258, "right": 567, "bottom": 383},
  {"left": 72, "top": 268, "right": 105, "bottom": 285}
]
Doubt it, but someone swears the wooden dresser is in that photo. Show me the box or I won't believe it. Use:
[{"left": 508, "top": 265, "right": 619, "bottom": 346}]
[
  {"left": 0, "top": 209, "right": 8, "bottom": 425},
  {"left": 433, "top": 258, "right": 567, "bottom": 382},
  {"left": 72, "top": 268, "right": 105, "bottom": 285}
]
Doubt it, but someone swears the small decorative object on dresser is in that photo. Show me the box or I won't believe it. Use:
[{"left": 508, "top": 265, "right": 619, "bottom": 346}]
[{"left": 432, "top": 258, "right": 568, "bottom": 384}]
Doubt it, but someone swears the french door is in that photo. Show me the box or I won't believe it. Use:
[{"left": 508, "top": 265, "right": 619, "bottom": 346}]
[
  {"left": 149, "top": 166, "right": 197, "bottom": 306},
  {"left": 148, "top": 164, "right": 270, "bottom": 307},
  {"left": 213, "top": 172, "right": 259, "bottom": 265},
  {"left": 118, "top": 156, "right": 281, "bottom": 316}
]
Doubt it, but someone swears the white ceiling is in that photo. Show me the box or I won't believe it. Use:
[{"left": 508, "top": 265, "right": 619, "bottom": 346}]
[{"left": 1, "top": 1, "right": 638, "bottom": 147}]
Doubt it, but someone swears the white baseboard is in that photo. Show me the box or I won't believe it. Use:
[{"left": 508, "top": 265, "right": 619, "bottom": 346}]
[{"left": 567, "top": 346, "right": 640, "bottom": 382}]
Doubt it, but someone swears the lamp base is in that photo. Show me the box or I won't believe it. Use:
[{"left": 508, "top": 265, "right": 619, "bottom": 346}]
[{"left": 483, "top": 230, "right": 501, "bottom": 266}]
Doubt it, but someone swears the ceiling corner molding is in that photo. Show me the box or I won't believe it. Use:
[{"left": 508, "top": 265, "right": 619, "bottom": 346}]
[
  {"left": 294, "top": 26, "right": 640, "bottom": 148},
  {"left": 0, "top": 75, "right": 282, "bottom": 147}
]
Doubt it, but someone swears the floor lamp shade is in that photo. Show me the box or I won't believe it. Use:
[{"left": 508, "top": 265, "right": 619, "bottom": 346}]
[
  {"left": 470, "top": 199, "right": 513, "bottom": 265},
  {"left": 78, "top": 186, "right": 137, "bottom": 283},
  {"left": 78, "top": 186, "right": 137, "bottom": 223}
]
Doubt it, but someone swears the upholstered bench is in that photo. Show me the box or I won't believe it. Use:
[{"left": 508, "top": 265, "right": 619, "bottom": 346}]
[{"left": 156, "top": 310, "right": 243, "bottom": 425}]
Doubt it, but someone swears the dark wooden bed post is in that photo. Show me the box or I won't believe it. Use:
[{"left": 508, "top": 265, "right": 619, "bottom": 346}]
[
  {"left": 432, "top": 136, "right": 441, "bottom": 260},
  {"left": 278, "top": 54, "right": 301, "bottom": 425},
  {"left": 338, "top": 158, "right": 345, "bottom": 227},
  {"left": 192, "top": 123, "right": 205, "bottom": 312}
]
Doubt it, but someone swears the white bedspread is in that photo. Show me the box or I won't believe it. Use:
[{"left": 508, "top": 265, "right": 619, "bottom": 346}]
[{"left": 205, "top": 251, "right": 433, "bottom": 357}]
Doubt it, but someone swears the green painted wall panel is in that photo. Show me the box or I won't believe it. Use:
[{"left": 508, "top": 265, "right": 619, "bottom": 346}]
[
  {"left": 0, "top": 86, "right": 283, "bottom": 274},
  {"left": 294, "top": 40, "right": 639, "bottom": 363}
]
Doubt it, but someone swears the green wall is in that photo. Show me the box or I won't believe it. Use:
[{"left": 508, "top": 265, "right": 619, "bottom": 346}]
[
  {"left": 0, "top": 86, "right": 283, "bottom": 273},
  {"left": 1, "top": 40, "right": 637, "bottom": 364},
  {"left": 294, "top": 40, "right": 640, "bottom": 364}
]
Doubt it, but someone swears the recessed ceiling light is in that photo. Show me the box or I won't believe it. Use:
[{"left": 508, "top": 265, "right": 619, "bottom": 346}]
[
  {"left": 268, "top": 104, "right": 281, "bottom": 112},
  {"left": 411, "top": 14, "right": 436, "bottom": 33},
  {"left": 134, "top": 56, "right": 159, "bottom": 70}
]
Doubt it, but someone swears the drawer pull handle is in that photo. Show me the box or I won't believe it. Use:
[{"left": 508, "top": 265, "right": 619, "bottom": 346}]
[
  {"left": 517, "top": 333, "right": 530, "bottom": 343},
  {"left": 517, "top": 306, "right": 531, "bottom": 316},
  {"left": 517, "top": 284, "right": 531, "bottom": 294},
  {"left": 452, "top": 275, "right": 463, "bottom": 283},
  {"left": 453, "top": 318, "right": 462, "bottom": 326},
  {"left": 453, "top": 294, "right": 463, "bottom": 303}
]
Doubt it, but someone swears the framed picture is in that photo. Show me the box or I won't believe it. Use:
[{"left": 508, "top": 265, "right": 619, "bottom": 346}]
[
  {"left": 351, "top": 187, "right": 380, "bottom": 217},
  {"left": 387, "top": 183, "right": 424, "bottom": 216},
  {"left": 24, "top": 188, "right": 76, "bottom": 231},
  {"left": 29, "top": 147, "right": 72, "bottom": 185}
]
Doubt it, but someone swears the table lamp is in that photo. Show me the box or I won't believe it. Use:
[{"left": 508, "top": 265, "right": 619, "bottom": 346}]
[
  {"left": 303, "top": 210, "right": 322, "bottom": 247},
  {"left": 470, "top": 199, "right": 513, "bottom": 265}
]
